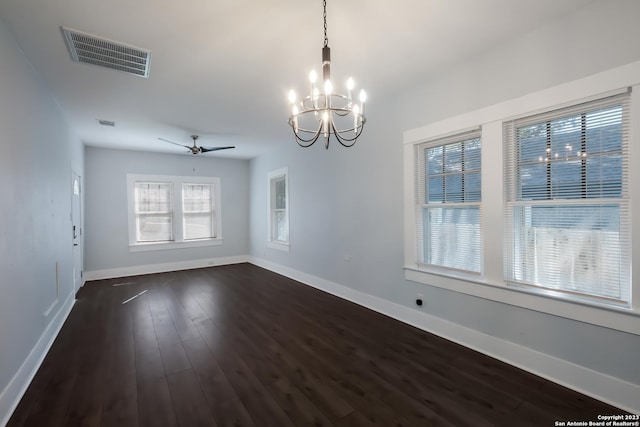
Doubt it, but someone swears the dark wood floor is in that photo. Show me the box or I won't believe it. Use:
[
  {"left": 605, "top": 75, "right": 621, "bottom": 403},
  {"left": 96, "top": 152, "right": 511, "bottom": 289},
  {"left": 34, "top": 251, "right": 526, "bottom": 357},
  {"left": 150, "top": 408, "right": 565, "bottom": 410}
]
[{"left": 8, "top": 263, "right": 624, "bottom": 426}]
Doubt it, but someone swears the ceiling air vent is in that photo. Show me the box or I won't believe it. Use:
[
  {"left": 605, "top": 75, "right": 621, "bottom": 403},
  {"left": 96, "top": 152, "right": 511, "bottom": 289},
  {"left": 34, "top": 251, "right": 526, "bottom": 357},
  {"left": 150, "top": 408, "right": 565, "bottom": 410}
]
[{"left": 62, "top": 27, "right": 151, "bottom": 78}]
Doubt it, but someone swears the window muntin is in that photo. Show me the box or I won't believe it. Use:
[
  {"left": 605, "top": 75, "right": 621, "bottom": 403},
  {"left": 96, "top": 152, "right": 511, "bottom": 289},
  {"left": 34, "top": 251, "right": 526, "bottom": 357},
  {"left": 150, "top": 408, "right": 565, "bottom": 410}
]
[
  {"left": 504, "top": 94, "right": 630, "bottom": 305},
  {"left": 418, "top": 133, "right": 482, "bottom": 273},
  {"left": 134, "top": 182, "right": 173, "bottom": 242}
]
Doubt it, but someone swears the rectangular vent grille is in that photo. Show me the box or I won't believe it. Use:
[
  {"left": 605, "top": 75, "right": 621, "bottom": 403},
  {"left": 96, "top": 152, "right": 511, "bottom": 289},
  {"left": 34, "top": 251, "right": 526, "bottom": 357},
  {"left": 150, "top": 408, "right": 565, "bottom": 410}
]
[{"left": 62, "top": 27, "right": 151, "bottom": 78}]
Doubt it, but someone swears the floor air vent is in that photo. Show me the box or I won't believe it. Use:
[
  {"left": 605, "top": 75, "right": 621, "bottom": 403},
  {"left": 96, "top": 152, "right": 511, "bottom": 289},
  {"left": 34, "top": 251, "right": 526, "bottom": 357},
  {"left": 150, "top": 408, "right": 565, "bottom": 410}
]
[{"left": 62, "top": 27, "right": 151, "bottom": 78}]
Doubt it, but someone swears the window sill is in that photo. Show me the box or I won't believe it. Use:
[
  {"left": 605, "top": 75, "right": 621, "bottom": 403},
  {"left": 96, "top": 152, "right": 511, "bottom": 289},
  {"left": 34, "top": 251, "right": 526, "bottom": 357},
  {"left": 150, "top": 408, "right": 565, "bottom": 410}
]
[
  {"left": 267, "top": 241, "right": 290, "bottom": 252},
  {"left": 404, "top": 265, "right": 640, "bottom": 336},
  {"left": 129, "top": 238, "right": 223, "bottom": 252}
]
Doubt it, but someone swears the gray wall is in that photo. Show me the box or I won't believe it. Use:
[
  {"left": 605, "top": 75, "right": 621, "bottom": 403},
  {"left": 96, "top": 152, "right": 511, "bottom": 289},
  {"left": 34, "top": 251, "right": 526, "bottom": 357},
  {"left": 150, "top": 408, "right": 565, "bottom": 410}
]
[
  {"left": 1, "top": 0, "right": 639, "bottom": 422},
  {"left": 84, "top": 147, "right": 250, "bottom": 272},
  {"left": 250, "top": 0, "right": 640, "bottom": 393},
  {"left": 0, "top": 16, "right": 84, "bottom": 420}
]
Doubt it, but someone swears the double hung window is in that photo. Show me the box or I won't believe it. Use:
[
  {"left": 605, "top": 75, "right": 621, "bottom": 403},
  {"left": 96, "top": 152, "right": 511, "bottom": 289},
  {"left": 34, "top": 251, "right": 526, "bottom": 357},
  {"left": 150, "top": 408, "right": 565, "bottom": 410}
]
[
  {"left": 416, "top": 131, "right": 482, "bottom": 273},
  {"left": 134, "top": 182, "right": 173, "bottom": 242},
  {"left": 268, "top": 168, "right": 289, "bottom": 250},
  {"left": 127, "top": 174, "right": 222, "bottom": 250},
  {"left": 182, "top": 183, "right": 215, "bottom": 240},
  {"left": 405, "top": 66, "right": 638, "bottom": 331},
  {"left": 504, "top": 92, "right": 630, "bottom": 304}
]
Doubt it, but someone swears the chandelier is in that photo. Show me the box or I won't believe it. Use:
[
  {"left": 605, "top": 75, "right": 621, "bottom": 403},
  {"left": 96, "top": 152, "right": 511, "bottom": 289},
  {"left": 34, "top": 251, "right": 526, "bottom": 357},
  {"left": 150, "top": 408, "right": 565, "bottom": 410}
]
[{"left": 287, "top": 0, "right": 367, "bottom": 149}]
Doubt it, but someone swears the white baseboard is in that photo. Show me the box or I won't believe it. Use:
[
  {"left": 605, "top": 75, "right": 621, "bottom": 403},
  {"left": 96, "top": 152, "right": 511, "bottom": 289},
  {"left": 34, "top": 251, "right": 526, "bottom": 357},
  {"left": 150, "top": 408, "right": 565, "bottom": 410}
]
[
  {"left": 248, "top": 256, "right": 640, "bottom": 414},
  {"left": 0, "top": 292, "right": 75, "bottom": 427},
  {"left": 84, "top": 255, "right": 249, "bottom": 281}
]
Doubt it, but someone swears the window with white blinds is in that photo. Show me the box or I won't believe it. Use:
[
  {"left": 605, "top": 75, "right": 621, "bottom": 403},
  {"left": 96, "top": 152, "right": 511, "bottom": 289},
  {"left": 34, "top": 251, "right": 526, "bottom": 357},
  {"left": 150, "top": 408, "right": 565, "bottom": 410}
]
[
  {"left": 503, "top": 91, "right": 630, "bottom": 305},
  {"left": 271, "top": 177, "right": 288, "bottom": 242},
  {"left": 134, "top": 182, "right": 173, "bottom": 242},
  {"left": 416, "top": 131, "right": 482, "bottom": 273},
  {"left": 128, "top": 174, "right": 222, "bottom": 249},
  {"left": 268, "top": 167, "right": 289, "bottom": 250},
  {"left": 183, "top": 183, "right": 215, "bottom": 240}
]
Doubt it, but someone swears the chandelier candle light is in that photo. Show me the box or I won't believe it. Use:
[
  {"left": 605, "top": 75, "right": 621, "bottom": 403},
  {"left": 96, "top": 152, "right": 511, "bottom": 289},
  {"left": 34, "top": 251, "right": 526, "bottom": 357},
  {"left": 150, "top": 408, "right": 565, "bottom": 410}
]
[{"left": 287, "top": 0, "right": 367, "bottom": 149}]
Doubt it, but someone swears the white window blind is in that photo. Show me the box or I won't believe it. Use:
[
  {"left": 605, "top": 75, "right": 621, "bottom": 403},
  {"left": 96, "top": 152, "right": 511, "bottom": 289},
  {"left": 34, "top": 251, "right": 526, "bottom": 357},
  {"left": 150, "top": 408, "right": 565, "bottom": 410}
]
[
  {"left": 271, "top": 176, "right": 288, "bottom": 242},
  {"left": 134, "top": 182, "right": 173, "bottom": 242},
  {"left": 182, "top": 183, "right": 215, "bottom": 240},
  {"left": 504, "top": 90, "right": 630, "bottom": 305},
  {"left": 416, "top": 130, "right": 482, "bottom": 273}
]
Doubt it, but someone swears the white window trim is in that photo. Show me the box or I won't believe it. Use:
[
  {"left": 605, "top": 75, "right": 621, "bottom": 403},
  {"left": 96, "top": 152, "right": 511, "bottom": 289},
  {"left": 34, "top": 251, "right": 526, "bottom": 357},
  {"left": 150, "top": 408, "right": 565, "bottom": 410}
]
[
  {"left": 403, "top": 61, "right": 640, "bottom": 335},
  {"left": 267, "top": 167, "right": 289, "bottom": 252},
  {"left": 127, "top": 174, "right": 223, "bottom": 252}
]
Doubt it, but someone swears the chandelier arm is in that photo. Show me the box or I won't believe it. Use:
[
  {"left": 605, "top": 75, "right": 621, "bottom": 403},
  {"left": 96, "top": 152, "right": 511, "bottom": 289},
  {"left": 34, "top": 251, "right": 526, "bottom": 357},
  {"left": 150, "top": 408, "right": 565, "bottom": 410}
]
[
  {"left": 331, "top": 109, "right": 366, "bottom": 133},
  {"left": 331, "top": 119, "right": 365, "bottom": 147},
  {"left": 289, "top": 118, "right": 324, "bottom": 147},
  {"left": 288, "top": 113, "right": 325, "bottom": 135},
  {"left": 330, "top": 120, "right": 356, "bottom": 148}
]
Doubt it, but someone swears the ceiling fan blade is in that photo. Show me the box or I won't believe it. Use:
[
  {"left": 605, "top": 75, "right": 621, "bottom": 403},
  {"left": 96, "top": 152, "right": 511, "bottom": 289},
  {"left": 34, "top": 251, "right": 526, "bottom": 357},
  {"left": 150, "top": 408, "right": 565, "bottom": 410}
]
[
  {"left": 158, "top": 137, "right": 190, "bottom": 149},
  {"left": 199, "top": 146, "right": 235, "bottom": 153}
]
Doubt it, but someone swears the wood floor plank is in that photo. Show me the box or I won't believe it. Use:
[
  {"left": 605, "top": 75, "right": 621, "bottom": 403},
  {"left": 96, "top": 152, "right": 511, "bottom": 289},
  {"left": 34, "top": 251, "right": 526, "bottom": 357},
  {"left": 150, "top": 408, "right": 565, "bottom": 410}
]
[
  {"left": 11, "top": 369, "right": 79, "bottom": 427},
  {"left": 232, "top": 310, "right": 354, "bottom": 421},
  {"left": 206, "top": 397, "right": 258, "bottom": 427},
  {"left": 159, "top": 343, "right": 192, "bottom": 376},
  {"left": 136, "top": 375, "right": 177, "bottom": 427},
  {"left": 267, "top": 378, "right": 336, "bottom": 427},
  {"left": 216, "top": 354, "right": 296, "bottom": 427},
  {"left": 7, "top": 264, "right": 627, "bottom": 427},
  {"left": 166, "top": 369, "right": 218, "bottom": 427},
  {"left": 99, "top": 370, "right": 138, "bottom": 427},
  {"left": 181, "top": 337, "right": 258, "bottom": 426}
]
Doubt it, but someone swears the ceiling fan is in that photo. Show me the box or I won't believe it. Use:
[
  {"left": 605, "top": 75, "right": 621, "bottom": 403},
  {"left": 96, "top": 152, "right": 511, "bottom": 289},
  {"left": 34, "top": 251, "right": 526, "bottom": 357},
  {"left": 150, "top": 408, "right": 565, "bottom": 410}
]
[{"left": 158, "top": 135, "right": 235, "bottom": 155}]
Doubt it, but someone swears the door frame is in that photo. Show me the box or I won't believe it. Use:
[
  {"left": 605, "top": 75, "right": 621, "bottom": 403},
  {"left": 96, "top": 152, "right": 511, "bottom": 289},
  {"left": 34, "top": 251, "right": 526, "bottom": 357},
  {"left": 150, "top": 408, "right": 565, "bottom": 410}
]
[{"left": 71, "top": 170, "right": 83, "bottom": 294}]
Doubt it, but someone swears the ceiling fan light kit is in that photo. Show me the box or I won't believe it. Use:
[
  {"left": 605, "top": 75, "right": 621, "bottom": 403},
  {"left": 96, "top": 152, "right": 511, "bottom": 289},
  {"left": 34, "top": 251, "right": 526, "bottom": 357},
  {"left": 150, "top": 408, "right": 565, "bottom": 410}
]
[{"left": 287, "top": 0, "right": 367, "bottom": 149}]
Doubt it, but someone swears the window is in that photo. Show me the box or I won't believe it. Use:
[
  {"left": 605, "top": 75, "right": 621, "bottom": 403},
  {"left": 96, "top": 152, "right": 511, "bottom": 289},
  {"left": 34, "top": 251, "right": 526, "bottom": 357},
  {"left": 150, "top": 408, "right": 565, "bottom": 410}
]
[
  {"left": 504, "top": 92, "right": 630, "bottom": 305},
  {"left": 134, "top": 182, "right": 173, "bottom": 242},
  {"left": 404, "top": 64, "right": 638, "bottom": 332},
  {"left": 183, "top": 183, "right": 215, "bottom": 240},
  {"left": 267, "top": 168, "right": 289, "bottom": 251},
  {"left": 127, "top": 174, "right": 222, "bottom": 251},
  {"left": 416, "top": 131, "right": 482, "bottom": 273}
]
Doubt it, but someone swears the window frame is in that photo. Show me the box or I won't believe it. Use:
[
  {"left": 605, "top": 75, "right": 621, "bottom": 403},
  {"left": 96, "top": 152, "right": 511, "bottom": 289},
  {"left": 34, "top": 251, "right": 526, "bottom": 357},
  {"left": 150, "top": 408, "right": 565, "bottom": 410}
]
[
  {"left": 416, "top": 130, "right": 482, "bottom": 275},
  {"left": 267, "top": 167, "right": 289, "bottom": 251},
  {"left": 132, "top": 181, "right": 174, "bottom": 243},
  {"left": 127, "top": 174, "right": 222, "bottom": 252},
  {"left": 182, "top": 182, "right": 216, "bottom": 241},
  {"left": 403, "top": 61, "right": 640, "bottom": 335},
  {"left": 503, "top": 95, "right": 630, "bottom": 306}
]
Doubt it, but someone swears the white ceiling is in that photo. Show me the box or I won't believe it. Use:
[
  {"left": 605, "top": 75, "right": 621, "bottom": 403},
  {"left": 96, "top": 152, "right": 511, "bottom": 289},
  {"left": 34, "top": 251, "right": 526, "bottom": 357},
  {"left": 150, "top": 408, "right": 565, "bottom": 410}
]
[{"left": 0, "top": 0, "right": 594, "bottom": 159}]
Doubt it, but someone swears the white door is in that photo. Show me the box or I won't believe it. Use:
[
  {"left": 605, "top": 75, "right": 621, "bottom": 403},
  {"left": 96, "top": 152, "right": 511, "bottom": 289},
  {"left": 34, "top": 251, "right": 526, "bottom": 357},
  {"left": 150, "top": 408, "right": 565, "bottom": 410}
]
[{"left": 71, "top": 172, "right": 83, "bottom": 294}]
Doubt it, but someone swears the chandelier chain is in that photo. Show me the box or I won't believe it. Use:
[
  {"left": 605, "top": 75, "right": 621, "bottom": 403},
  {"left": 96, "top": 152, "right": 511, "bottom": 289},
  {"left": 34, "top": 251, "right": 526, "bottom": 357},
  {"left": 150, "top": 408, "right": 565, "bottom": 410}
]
[{"left": 323, "top": 0, "right": 328, "bottom": 47}]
